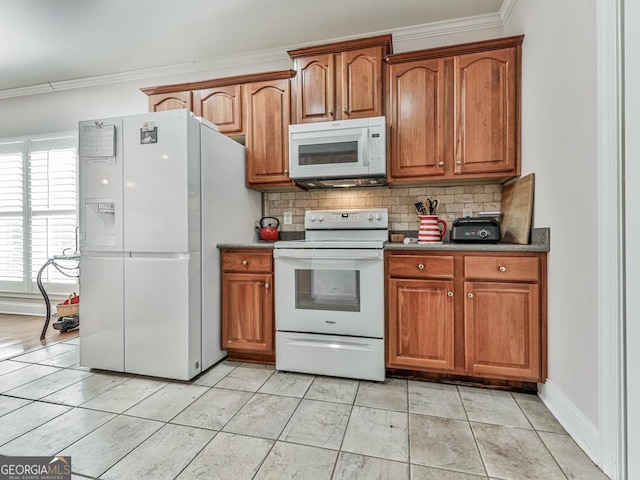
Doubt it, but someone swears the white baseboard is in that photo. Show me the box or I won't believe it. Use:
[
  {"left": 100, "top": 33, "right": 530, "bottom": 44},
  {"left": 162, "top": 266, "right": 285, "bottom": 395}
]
[
  {"left": 0, "top": 297, "right": 65, "bottom": 316},
  {"left": 538, "top": 379, "right": 601, "bottom": 467}
]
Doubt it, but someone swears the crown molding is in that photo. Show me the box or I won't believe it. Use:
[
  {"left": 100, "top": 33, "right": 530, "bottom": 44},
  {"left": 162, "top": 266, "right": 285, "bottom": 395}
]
[
  {"left": 499, "top": 0, "right": 518, "bottom": 24},
  {"left": 0, "top": 9, "right": 509, "bottom": 100},
  {"left": 0, "top": 83, "right": 54, "bottom": 100},
  {"left": 390, "top": 12, "right": 503, "bottom": 43}
]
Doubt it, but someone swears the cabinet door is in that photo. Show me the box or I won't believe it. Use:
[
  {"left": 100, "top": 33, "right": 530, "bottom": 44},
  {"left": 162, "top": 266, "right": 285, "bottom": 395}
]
[
  {"left": 193, "top": 85, "right": 243, "bottom": 135},
  {"left": 340, "top": 46, "right": 384, "bottom": 120},
  {"left": 245, "top": 79, "right": 293, "bottom": 187},
  {"left": 221, "top": 272, "right": 273, "bottom": 354},
  {"left": 387, "top": 278, "right": 455, "bottom": 371},
  {"left": 454, "top": 48, "right": 518, "bottom": 175},
  {"left": 294, "top": 54, "right": 335, "bottom": 123},
  {"left": 464, "top": 281, "right": 540, "bottom": 381},
  {"left": 388, "top": 58, "right": 446, "bottom": 180},
  {"left": 148, "top": 92, "right": 193, "bottom": 112}
]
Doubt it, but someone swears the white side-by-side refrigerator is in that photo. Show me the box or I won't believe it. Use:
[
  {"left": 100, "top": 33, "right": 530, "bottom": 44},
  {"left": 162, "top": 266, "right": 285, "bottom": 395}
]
[{"left": 78, "top": 109, "right": 261, "bottom": 380}]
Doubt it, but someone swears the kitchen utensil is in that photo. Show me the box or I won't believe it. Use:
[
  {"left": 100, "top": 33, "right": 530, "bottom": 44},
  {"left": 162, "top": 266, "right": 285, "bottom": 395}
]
[
  {"left": 500, "top": 173, "right": 534, "bottom": 244},
  {"left": 415, "top": 201, "right": 427, "bottom": 215},
  {"left": 256, "top": 216, "right": 280, "bottom": 241},
  {"left": 427, "top": 198, "right": 438, "bottom": 215}
]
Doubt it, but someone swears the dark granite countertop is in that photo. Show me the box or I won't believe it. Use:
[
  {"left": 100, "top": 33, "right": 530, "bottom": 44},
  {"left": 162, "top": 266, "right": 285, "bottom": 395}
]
[{"left": 218, "top": 228, "right": 550, "bottom": 253}]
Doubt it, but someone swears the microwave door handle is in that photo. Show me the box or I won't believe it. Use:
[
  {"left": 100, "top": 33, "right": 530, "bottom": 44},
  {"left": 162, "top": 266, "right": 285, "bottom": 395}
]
[{"left": 361, "top": 131, "right": 369, "bottom": 166}]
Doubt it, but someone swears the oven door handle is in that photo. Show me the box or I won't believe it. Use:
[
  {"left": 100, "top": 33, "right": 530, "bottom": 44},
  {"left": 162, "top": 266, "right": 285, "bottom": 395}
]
[{"left": 273, "top": 249, "right": 383, "bottom": 260}]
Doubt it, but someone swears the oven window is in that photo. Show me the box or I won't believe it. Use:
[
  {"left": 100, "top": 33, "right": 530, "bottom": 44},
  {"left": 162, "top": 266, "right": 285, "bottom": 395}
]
[
  {"left": 298, "top": 142, "right": 358, "bottom": 166},
  {"left": 295, "top": 269, "right": 360, "bottom": 312}
]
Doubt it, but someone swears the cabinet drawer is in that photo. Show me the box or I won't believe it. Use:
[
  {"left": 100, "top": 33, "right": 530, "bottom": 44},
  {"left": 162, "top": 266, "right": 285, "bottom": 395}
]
[
  {"left": 464, "top": 256, "right": 539, "bottom": 282},
  {"left": 222, "top": 250, "right": 273, "bottom": 273},
  {"left": 387, "top": 254, "right": 454, "bottom": 278}
]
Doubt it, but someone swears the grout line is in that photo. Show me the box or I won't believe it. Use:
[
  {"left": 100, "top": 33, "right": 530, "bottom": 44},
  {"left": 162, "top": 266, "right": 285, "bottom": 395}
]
[{"left": 458, "top": 385, "right": 491, "bottom": 478}]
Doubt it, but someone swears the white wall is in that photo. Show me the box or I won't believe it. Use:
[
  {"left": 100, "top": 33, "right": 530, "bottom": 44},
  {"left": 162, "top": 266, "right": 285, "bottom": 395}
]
[
  {"left": 625, "top": 0, "right": 639, "bottom": 476},
  {"left": 504, "top": 0, "right": 602, "bottom": 463}
]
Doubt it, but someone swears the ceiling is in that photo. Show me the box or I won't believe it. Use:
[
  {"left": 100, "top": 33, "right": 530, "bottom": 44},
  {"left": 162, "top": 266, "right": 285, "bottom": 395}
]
[{"left": 0, "top": 0, "right": 507, "bottom": 95}]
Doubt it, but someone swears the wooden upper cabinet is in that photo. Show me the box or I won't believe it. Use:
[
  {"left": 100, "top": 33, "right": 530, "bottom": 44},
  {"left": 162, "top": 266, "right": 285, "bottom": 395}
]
[
  {"left": 148, "top": 92, "right": 192, "bottom": 112},
  {"left": 245, "top": 79, "right": 294, "bottom": 188},
  {"left": 289, "top": 35, "right": 392, "bottom": 123},
  {"left": 193, "top": 85, "right": 243, "bottom": 135},
  {"left": 296, "top": 54, "right": 335, "bottom": 122},
  {"left": 340, "top": 46, "right": 384, "bottom": 119},
  {"left": 386, "top": 35, "right": 523, "bottom": 185},
  {"left": 454, "top": 48, "right": 517, "bottom": 175},
  {"left": 388, "top": 58, "right": 446, "bottom": 179}
]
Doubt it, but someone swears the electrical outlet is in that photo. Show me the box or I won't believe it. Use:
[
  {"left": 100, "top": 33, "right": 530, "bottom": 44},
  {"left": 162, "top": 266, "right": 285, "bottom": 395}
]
[
  {"left": 283, "top": 211, "right": 293, "bottom": 225},
  {"left": 462, "top": 208, "right": 473, "bottom": 218}
]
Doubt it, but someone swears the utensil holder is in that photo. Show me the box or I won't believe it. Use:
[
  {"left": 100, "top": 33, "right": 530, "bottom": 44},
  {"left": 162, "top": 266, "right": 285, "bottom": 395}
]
[{"left": 418, "top": 215, "right": 447, "bottom": 243}]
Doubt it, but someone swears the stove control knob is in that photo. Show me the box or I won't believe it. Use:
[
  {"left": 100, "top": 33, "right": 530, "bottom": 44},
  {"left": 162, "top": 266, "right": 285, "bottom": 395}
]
[
  {"left": 318, "top": 215, "right": 324, "bottom": 222},
  {"left": 376, "top": 214, "right": 382, "bottom": 221},
  {"left": 478, "top": 229, "right": 490, "bottom": 238},
  {"left": 367, "top": 214, "right": 374, "bottom": 221},
  {"left": 309, "top": 215, "right": 316, "bottom": 222}
]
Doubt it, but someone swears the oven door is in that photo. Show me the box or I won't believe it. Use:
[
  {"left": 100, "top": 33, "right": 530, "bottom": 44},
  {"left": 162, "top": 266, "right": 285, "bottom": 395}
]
[{"left": 274, "top": 248, "right": 384, "bottom": 338}]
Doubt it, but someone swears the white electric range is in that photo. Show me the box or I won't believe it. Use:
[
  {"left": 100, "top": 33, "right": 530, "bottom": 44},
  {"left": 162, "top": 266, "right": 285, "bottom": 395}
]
[{"left": 273, "top": 208, "right": 388, "bottom": 382}]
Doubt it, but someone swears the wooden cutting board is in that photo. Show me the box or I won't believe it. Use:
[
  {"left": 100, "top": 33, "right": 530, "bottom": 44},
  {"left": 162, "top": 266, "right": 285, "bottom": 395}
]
[{"left": 500, "top": 173, "right": 535, "bottom": 244}]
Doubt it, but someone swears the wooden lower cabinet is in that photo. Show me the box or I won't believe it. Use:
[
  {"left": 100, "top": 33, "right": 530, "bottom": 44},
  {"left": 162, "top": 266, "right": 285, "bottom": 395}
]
[
  {"left": 220, "top": 249, "right": 274, "bottom": 363},
  {"left": 387, "top": 278, "right": 455, "bottom": 371},
  {"left": 464, "top": 281, "right": 539, "bottom": 380},
  {"left": 386, "top": 251, "right": 546, "bottom": 383}
]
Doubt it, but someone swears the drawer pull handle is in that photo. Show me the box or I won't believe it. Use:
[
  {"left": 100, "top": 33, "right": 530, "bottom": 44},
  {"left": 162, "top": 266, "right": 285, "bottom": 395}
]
[
  {"left": 418, "top": 264, "right": 425, "bottom": 270},
  {"left": 468, "top": 292, "right": 474, "bottom": 299},
  {"left": 264, "top": 283, "right": 270, "bottom": 289},
  {"left": 242, "top": 260, "right": 248, "bottom": 266},
  {"left": 447, "top": 291, "right": 453, "bottom": 297},
  {"left": 499, "top": 266, "right": 507, "bottom": 272}
]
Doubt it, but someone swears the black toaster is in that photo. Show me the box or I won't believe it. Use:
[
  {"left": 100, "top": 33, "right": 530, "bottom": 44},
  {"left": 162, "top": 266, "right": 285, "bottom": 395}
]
[{"left": 451, "top": 217, "right": 502, "bottom": 243}]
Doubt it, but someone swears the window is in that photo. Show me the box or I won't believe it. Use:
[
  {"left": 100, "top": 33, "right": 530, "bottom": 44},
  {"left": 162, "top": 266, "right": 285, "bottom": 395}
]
[{"left": 0, "top": 134, "right": 78, "bottom": 295}]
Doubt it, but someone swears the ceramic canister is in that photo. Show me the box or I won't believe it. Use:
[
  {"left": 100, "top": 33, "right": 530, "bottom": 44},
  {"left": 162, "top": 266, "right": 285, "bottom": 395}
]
[{"left": 418, "top": 215, "right": 447, "bottom": 243}]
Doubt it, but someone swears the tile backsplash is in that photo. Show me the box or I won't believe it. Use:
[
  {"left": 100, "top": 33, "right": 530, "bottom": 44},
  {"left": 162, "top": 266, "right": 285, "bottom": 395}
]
[{"left": 264, "top": 184, "right": 502, "bottom": 233}]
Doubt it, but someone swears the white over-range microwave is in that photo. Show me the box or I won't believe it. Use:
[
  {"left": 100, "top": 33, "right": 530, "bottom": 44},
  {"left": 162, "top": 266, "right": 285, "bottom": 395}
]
[{"left": 288, "top": 116, "right": 386, "bottom": 188}]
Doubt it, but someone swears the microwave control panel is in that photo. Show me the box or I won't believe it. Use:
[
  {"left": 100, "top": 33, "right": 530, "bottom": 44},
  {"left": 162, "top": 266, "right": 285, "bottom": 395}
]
[{"left": 367, "top": 122, "right": 385, "bottom": 171}]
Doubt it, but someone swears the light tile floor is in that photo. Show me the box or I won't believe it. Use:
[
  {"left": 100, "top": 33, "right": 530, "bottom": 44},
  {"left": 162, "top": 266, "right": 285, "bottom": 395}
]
[{"left": 0, "top": 340, "right": 609, "bottom": 480}]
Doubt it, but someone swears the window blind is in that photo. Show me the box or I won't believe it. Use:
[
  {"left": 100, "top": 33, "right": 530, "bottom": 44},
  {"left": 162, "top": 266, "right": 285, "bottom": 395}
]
[
  {"left": 0, "top": 143, "right": 24, "bottom": 287},
  {"left": 0, "top": 135, "right": 78, "bottom": 294}
]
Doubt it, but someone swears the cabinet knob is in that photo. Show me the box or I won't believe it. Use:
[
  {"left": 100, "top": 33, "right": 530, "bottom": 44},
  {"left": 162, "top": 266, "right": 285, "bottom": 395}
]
[
  {"left": 284, "top": 169, "right": 289, "bottom": 174},
  {"left": 242, "top": 260, "right": 248, "bottom": 266},
  {"left": 438, "top": 161, "right": 444, "bottom": 166},
  {"left": 418, "top": 264, "right": 425, "bottom": 270},
  {"left": 456, "top": 160, "right": 462, "bottom": 165},
  {"left": 499, "top": 266, "right": 507, "bottom": 272},
  {"left": 343, "top": 108, "right": 348, "bottom": 114},
  {"left": 328, "top": 109, "right": 334, "bottom": 116},
  {"left": 447, "top": 291, "right": 453, "bottom": 297},
  {"left": 467, "top": 292, "right": 474, "bottom": 299},
  {"left": 264, "top": 283, "right": 270, "bottom": 289}
]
